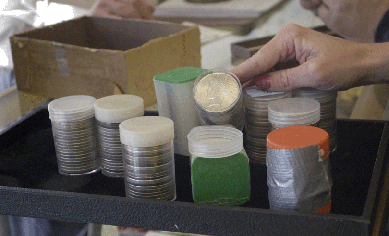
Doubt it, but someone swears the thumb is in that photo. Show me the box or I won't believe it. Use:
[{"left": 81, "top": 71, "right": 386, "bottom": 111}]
[{"left": 251, "top": 63, "right": 315, "bottom": 91}]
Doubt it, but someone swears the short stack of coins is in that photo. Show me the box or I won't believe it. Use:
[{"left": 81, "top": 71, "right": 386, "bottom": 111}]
[
  {"left": 243, "top": 88, "right": 292, "bottom": 163},
  {"left": 48, "top": 95, "right": 100, "bottom": 175},
  {"left": 268, "top": 97, "right": 321, "bottom": 131},
  {"left": 293, "top": 88, "right": 338, "bottom": 152},
  {"left": 193, "top": 69, "right": 245, "bottom": 131},
  {"left": 120, "top": 116, "right": 176, "bottom": 200},
  {"left": 94, "top": 95, "right": 144, "bottom": 178}
]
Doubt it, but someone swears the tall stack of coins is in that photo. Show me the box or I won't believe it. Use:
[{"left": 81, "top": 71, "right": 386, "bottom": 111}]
[
  {"left": 268, "top": 98, "right": 320, "bottom": 131},
  {"left": 48, "top": 95, "right": 100, "bottom": 175},
  {"left": 153, "top": 67, "right": 206, "bottom": 156},
  {"left": 193, "top": 69, "right": 245, "bottom": 131},
  {"left": 267, "top": 126, "right": 331, "bottom": 213},
  {"left": 120, "top": 116, "right": 176, "bottom": 200},
  {"left": 243, "top": 88, "right": 292, "bottom": 163},
  {"left": 94, "top": 95, "right": 144, "bottom": 178},
  {"left": 293, "top": 88, "right": 338, "bottom": 152}
]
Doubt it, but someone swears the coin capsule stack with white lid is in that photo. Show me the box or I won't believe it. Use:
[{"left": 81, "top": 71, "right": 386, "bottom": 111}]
[
  {"left": 193, "top": 69, "right": 245, "bottom": 131},
  {"left": 94, "top": 95, "right": 144, "bottom": 178},
  {"left": 293, "top": 88, "right": 338, "bottom": 152},
  {"left": 268, "top": 97, "right": 321, "bottom": 131},
  {"left": 48, "top": 95, "right": 100, "bottom": 175},
  {"left": 119, "top": 116, "right": 176, "bottom": 200},
  {"left": 243, "top": 88, "right": 292, "bottom": 163}
]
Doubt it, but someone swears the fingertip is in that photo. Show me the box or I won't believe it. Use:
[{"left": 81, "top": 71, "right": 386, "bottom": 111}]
[
  {"left": 242, "top": 79, "right": 255, "bottom": 90},
  {"left": 253, "top": 74, "right": 271, "bottom": 90}
]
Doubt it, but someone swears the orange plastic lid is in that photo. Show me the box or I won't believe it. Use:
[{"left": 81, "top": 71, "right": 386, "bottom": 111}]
[{"left": 267, "top": 126, "right": 329, "bottom": 159}]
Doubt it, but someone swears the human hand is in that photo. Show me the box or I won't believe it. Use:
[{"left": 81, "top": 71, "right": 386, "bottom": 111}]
[
  {"left": 231, "top": 24, "right": 389, "bottom": 91},
  {"left": 300, "top": 0, "right": 389, "bottom": 43},
  {"left": 91, "top": 0, "right": 155, "bottom": 20}
]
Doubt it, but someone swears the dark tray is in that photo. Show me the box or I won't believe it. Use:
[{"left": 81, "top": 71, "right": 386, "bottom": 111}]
[{"left": 0, "top": 107, "right": 388, "bottom": 235}]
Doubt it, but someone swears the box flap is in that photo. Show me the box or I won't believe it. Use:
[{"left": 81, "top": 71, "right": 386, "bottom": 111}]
[{"left": 10, "top": 17, "right": 201, "bottom": 106}]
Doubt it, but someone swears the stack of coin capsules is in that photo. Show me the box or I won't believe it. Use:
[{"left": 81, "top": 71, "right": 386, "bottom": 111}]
[
  {"left": 48, "top": 95, "right": 100, "bottom": 175},
  {"left": 94, "top": 95, "right": 144, "bottom": 178},
  {"left": 268, "top": 97, "right": 321, "bottom": 131},
  {"left": 243, "top": 88, "right": 292, "bottom": 163},
  {"left": 193, "top": 69, "right": 245, "bottom": 131},
  {"left": 120, "top": 116, "right": 176, "bottom": 200},
  {"left": 293, "top": 88, "right": 338, "bottom": 152}
]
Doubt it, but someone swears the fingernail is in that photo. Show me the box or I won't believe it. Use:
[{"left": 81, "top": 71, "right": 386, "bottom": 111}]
[{"left": 254, "top": 75, "right": 271, "bottom": 90}]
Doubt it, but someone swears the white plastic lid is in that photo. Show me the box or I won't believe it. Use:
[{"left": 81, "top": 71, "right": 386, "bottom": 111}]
[
  {"left": 268, "top": 98, "right": 320, "bottom": 125},
  {"left": 187, "top": 125, "right": 243, "bottom": 158},
  {"left": 120, "top": 116, "right": 174, "bottom": 147},
  {"left": 48, "top": 95, "right": 96, "bottom": 122},
  {"left": 94, "top": 95, "right": 144, "bottom": 123}
]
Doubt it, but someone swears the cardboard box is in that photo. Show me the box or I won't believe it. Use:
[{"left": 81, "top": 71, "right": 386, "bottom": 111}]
[{"left": 10, "top": 16, "right": 201, "bottom": 107}]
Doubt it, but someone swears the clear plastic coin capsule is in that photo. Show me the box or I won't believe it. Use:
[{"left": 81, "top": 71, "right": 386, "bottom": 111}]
[
  {"left": 120, "top": 116, "right": 176, "bottom": 201},
  {"left": 48, "top": 95, "right": 100, "bottom": 176},
  {"left": 193, "top": 69, "right": 245, "bottom": 131},
  {"left": 94, "top": 95, "right": 144, "bottom": 178}
]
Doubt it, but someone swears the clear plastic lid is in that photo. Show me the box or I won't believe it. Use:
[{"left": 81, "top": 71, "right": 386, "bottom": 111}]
[
  {"left": 193, "top": 69, "right": 242, "bottom": 113},
  {"left": 94, "top": 95, "right": 144, "bottom": 123},
  {"left": 48, "top": 95, "right": 96, "bottom": 122},
  {"left": 293, "top": 88, "right": 337, "bottom": 103},
  {"left": 187, "top": 125, "right": 243, "bottom": 158},
  {"left": 243, "top": 87, "right": 292, "bottom": 110},
  {"left": 120, "top": 116, "right": 174, "bottom": 147},
  {"left": 268, "top": 98, "right": 320, "bottom": 126}
]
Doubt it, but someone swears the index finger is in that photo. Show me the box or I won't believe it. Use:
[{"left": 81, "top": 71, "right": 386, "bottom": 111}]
[
  {"left": 231, "top": 26, "right": 297, "bottom": 84},
  {"left": 300, "top": 0, "right": 322, "bottom": 10}
]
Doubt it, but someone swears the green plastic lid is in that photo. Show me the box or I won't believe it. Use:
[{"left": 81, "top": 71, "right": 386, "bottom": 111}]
[{"left": 154, "top": 67, "right": 206, "bottom": 84}]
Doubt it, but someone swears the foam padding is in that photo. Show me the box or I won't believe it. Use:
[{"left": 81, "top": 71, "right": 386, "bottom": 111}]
[{"left": 191, "top": 152, "right": 250, "bottom": 206}]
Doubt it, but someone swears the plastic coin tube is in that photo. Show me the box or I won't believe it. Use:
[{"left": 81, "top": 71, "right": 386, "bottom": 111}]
[
  {"left": 193, "top": 69, "right": 245, "bottom": 131},
  {"left": 266, "top": 125, "right": 331, "bottom": 213},
  {"left": 48, "top": 95, "right": 100, "bottom": 175},
  {"left": 154, "top": 67, "right": 206, "bottom": 156},
  {"left": 94, "top": 94, "right": 144, "bottom": 178},
  {"left": 187, "top": 125, "right": 250, "bottom": 206},
  {"left": 120, "top": 116, "right": 176, "bottom": 201}
]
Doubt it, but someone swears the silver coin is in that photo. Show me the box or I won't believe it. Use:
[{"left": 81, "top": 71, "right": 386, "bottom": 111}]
[
  {"left": 101, "top": 168, "right": 124, "bottom": 178},
  {"left": 59, "top": 161, "right": 99, "bottom": 169},
  {"left": 245, "top": 125, "right": 270, "bottom": 138},
  {"left": 101, "top": 152, "right": 122, "bottom": 159},
  {"left": 122, "top": 143, "right": 172, "bottom": 155},
  {"left": 194, "top": 72, "right": 240, "bottom": 112},
  {"left": 102, "top": 156, "right": 124, "bottom": 164},
  {"left": 126, "top": 189, "right": 175, "bottom": 200},
  {"left": 97, "top": 121, "right": 120, "bottom": 128},
  {"left": 123, "top": 155, "right": 172, "bottom": 167},
  {"left": 59, "top": 166, "right": 100, "bottom": 175},
  {"left": 125, "top": 185, "right": 175, "bottom": 197},
  {"left": 125, "top": 179, "right": 175, "bottom": 189},
  {"left": 100, "top": 146, "right": 122, "bottom": 154},
  {"left": 125, "top": 175, "right": 174, "bottom": 187},
  {"left": 56, "top": 151, "right": 97, "bottom": 159},
  {"left": 124, "top": 167, "right": 172, "bottom": 180},
  {"left": 124, "top": 161, "right": 173, "bottom": 176}
]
